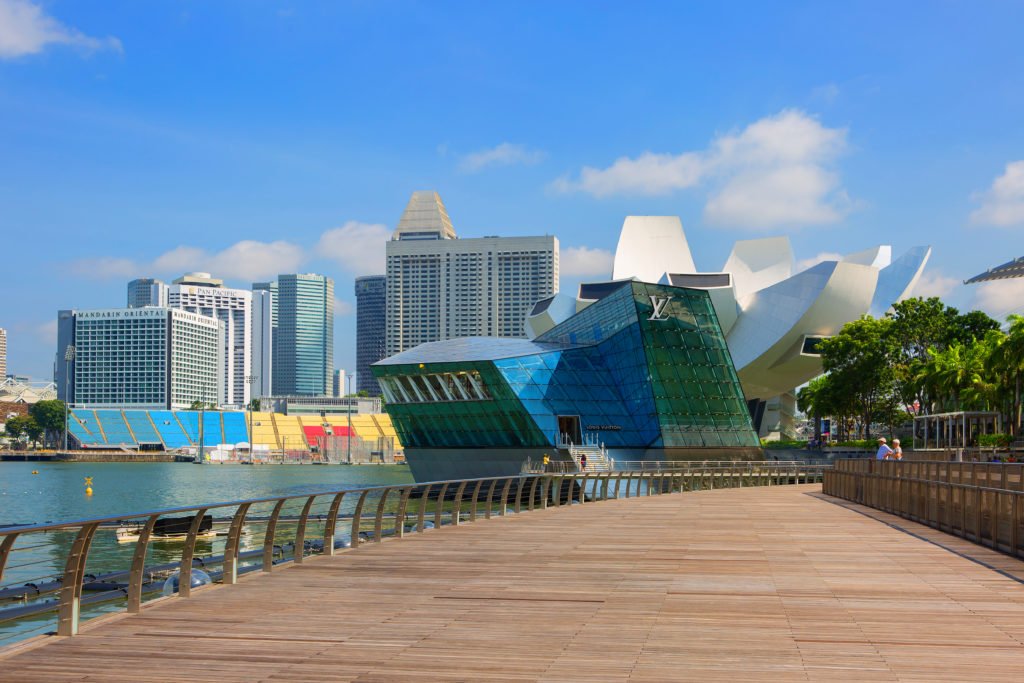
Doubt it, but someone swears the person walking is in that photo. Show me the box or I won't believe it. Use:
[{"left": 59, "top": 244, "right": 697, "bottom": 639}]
[
  {"left": 892, "top": 439, "right": 903, "bottom": 461},
  {"left": 876, "top": 437, "right": 894, "bottom": 460},
  {"left": 580, "top": 453, "right": 588, "bottom": 471}
]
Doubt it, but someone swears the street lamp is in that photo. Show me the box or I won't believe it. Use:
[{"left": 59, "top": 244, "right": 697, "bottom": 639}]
[
  {"left": 63, "top": 344, "right": 76, "bottom": 453},
  {"left": 246, "top": 374, "right": 259, "bottom": 463}
]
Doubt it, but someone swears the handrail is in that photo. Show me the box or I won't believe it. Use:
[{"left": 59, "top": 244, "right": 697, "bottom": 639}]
[
  {"left": 824, "top": 460, "right": 1024, "bottom": 560},
  {"left": 1, "top": 464, "right": 827, "bottom": 645}
]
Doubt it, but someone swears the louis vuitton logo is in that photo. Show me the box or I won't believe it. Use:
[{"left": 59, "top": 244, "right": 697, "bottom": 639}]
[{"left": 648, "top": 295, "right": 673, "bottom": 321}]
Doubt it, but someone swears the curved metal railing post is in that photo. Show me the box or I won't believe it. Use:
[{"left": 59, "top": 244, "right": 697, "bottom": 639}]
[
  {"left": 223, "top": 503, "right": 253, "bottom": 585},
  {"left": 554, "top": 475, "right": 566, "bottom": 507},
  {"left": 178, "top": 507, "right": 209, "bottom": 597},
  {"left": 565, "top": 475, "right": 575, "bottom": 507},
  {"left": 470, "top": 480, "right": 483, "bottom": 521},
  {"left": 499, "top": 478, "right": 513, "bottom": 516},
  {"left": 126, "top": 514, "right": 160, "bottom": 612},
  {"left": 578, "top": 474, "right": 588, "bottom": 504},
  {"left": 292, "top": 496, "right": 318, "bottom": 564},
  {"left": 416, "top": 484, "right": 432, "bottom": 533},
  {"left": 528, "top": 475, "right": 540, "bottom": 511},
  {"left": 613, "top": 473, "right": 622, "bottom": 499},
  {"left": 624, "top": 473, "right": 632, "bottom": 499},
  {"left": 262, "top": 499, "right": 287, "bottom": 572},
  {"left": 0, "top": 531, "right": 20, "bottom": 584},
  {"left": 323, "top": 491, "right": 348, "bottom": 556},
  {"left": 56, "top": 522, "right": 100, "bottom": 636},
  {"left": 434, "top": 482, "right": 451, "bottom": 528},
  {"left": 395, "top": 486, "right": 414, "bottom": 538},
  {"left": 451, "top": 482, "right": 468, "bottom": 526},
  {"left": 373, "top": 488, "right": 392, "bottom": 542},
  {"left": 350, "top": 489, "right": 372, "bottom": 549},
  {"left": 540, "top": 476, "right": 551, "bottom": 509},
  {"left": 484, "top": 480, "right": 498, "bottom": 519},
  {"left": 513, "top": 476, "right": 525, "bottom": 513}
]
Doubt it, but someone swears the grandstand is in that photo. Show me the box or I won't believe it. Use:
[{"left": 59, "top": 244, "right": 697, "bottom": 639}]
[{"left": 63, "top": 408, "right": 403, "bottom": 459}]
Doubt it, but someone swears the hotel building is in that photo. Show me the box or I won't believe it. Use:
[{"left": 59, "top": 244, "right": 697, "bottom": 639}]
[
  {"left": 56, "top": 307, "right": 222, "bottom": 409},
  {"left": 385, "top": 191, "right": 558, "bottom": 357}
]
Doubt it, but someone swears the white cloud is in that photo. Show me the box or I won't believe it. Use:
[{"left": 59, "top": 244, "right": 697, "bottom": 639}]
[
  {"left": 972, "top": 279, "right": 1024, "bottom": 318},
  {"left": 459, "top": 143, "right": 545, "bottom": 173},
  {"left": 69, "top": 256, "right": 142, "bottom": 280},
  {"left": 149, "top": 240, "right": 305, "bottom": 282},
  {"left": 334, "top": 298, "right": 353, "bottom": 316},
  {"left": 795, "top": 251, "right": 843, "bottom": 272},
  {"left": 316, "top": 221, "right": 390, "bottom": 276},
  {"left": 70, "top": 240, "right": 305, "bottom": 284},
  {"left": 560, "top": 246, "right": 614, "bottom": 278},
  {"left": 0, "top": 0, "right": 122, "bottom": 59},
  {"left": 553, "top": 110, "right": 850, "bottom": 230},
  {"left": 551, "top": 152, "right": 704, "bottom": 197},
  {"left": 970, "top": 161, "right": 1024, "bottom": 227},
  {"left": 911, "top": 270, "right": 959, "bottom": 299}
]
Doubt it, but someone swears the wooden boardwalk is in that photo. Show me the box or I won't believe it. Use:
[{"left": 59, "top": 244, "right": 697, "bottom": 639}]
[{"left": 5, "top": 484, "right": 1024, "bottom": 681}]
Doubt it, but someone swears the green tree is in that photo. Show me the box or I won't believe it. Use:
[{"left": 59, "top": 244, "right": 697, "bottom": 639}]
[
  {"left": 3, "top": 415, "right": 27, "bottom": 442},
  {"left": 23, "top": 417, "right": 43, "bottom": 446},
  {"left": 29, "top": 399, "right": 66, "bottom": 447},
  {"left": 5, "top": 415, "right": 43, "bottom": 447},
  {"left": 887, "top": 297, "right": 960, "bottom": 415},
  {"left": 818, "top": 316, "right": 896, "bottom": 439},
  {"left": 988, "top": 315, "right": 1024, "bottom": 434}
]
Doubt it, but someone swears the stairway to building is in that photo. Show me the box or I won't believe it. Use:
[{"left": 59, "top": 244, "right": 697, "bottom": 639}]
[{"left": 569, "top": 443, "right": 611, "bottom": 472}]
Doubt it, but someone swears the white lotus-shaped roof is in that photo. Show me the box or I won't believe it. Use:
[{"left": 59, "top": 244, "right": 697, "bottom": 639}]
[{"left": 526, "top": 214, "right": 932, "bottom": 400}]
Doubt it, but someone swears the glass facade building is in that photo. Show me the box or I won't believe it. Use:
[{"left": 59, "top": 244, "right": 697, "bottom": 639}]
[
  {"left": 355, "top": 275, "right": 386, "bottom": 396},
  {"left": 274, "top": 274, "right": 334, "bottom": 396},
  {"left": 374, "top": 281, "right": 760, "bottom": 481}
]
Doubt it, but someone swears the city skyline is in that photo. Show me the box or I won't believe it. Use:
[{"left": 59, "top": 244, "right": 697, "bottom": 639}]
[{"left": 4, "top": 2, "right": 1024, "bottom": 380}]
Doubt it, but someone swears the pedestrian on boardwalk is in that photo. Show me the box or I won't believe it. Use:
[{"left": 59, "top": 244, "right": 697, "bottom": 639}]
[
  {"left": 580, "top": 453, "right": 588, "bottom": 471},
  {"left": 876, "top": 437, "right": 893, "bottom": 460},
  {"left": 892, "top": 439, "right": 903, "bottom": 461}
]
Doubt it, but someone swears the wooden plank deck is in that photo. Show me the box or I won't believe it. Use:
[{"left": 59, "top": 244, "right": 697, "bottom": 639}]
[{"left": 5, "top": 484, "right": 1024, "bottom": 681}]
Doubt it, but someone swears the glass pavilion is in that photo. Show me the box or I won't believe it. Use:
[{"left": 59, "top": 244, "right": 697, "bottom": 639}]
[{"left": 373, "top": 281, "right": 761, "bottom": 481}]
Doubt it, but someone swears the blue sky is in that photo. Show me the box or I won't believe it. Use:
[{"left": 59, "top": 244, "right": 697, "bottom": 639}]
[{"left": 3, "top": 1, "right": 1024, "bottom": 382}]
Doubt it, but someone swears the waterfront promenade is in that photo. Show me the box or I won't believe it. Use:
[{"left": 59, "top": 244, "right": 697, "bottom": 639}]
[{"left": 4, "top": 484, "right": 1024, "bottom": 681}]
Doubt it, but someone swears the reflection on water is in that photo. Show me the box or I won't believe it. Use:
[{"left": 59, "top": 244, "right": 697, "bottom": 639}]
[{"left": 0, "top": 462, "right": 413, "bottom": 645}]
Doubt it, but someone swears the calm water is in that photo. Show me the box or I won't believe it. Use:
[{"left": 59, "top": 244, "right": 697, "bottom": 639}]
[
  {"left": 0, "top": 461, "right": 414, "bottom": 526},
  {"left": 0, "top": 461, "right": 414, "bottom": 644}
]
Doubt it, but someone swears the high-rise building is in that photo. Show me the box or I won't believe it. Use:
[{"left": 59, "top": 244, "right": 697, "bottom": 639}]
[
  {"left": 275, "top": 274, "right": 334, "bottom": 396},
  {"left": 168, "top": 273, "right": 252, "bottom": 407},
  {"left": 385, "top": 191, "right": 558, "bottom": 356},
  {"left": 333, "top": 369, "right": 347, "bottom": 397},
  {"left": 0, "top": 327, "right": 7, "bottom": 379},
  {"left": 251, "top": 287, "right": 273, "bottom": 400},
  {"left": 253, "top": 281, "right": 278, "bottom": 397},
  {"left": 56, "top": 308, "right": 222, "bottom": 409},
  {"left": 126, "top": 278, "right": 168, "bottom": 308},
  {"left": 355, "top": 275, "right": 386, "bottom": 396}
]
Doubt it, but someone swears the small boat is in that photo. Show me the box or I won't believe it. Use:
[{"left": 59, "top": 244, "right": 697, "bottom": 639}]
[{"left": 116, "top": 514, "right": 216, "bottom": 543}]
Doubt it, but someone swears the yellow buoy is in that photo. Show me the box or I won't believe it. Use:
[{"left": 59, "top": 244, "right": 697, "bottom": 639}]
[
  {"left": 84, "top": 476, "right": 93, "bottom": 496},
  {"left": 31, "top": 470, "right": 39, "bottom": 475}
]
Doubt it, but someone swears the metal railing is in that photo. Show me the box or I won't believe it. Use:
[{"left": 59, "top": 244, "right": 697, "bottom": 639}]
[
  {"left": 1, "top": 463, "right": 826, "bottom": 646},
  {"left": 824, "top": 460, "right": 1024, "bottom": 558}
]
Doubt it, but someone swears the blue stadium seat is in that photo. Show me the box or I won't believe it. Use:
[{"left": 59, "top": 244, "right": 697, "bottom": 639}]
[
  {"left": 93, "top": 410, "right": 136, "bottom": 446},
  {"left": 203, "top": 412, "right": 222, "bottom": 445},
  {"left": 150, "top": 411, "right": 192, "bottom": 448},
  {"left": 222, "top": 412, "right": 249, "bottom": 445},
  {"left": 124, "top": 410, "right": 162, "bottom": 445},
  {"left": 177, "top": 411, "right": 221, "bottom": 446},
  {"left": 68, "top": 410, "right": 101, "bottom": 446}
]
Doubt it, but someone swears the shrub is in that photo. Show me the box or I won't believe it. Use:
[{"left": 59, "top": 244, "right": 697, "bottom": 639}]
[{"left": 978, "top": 433, "right": 1013, "bottom": 449}]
